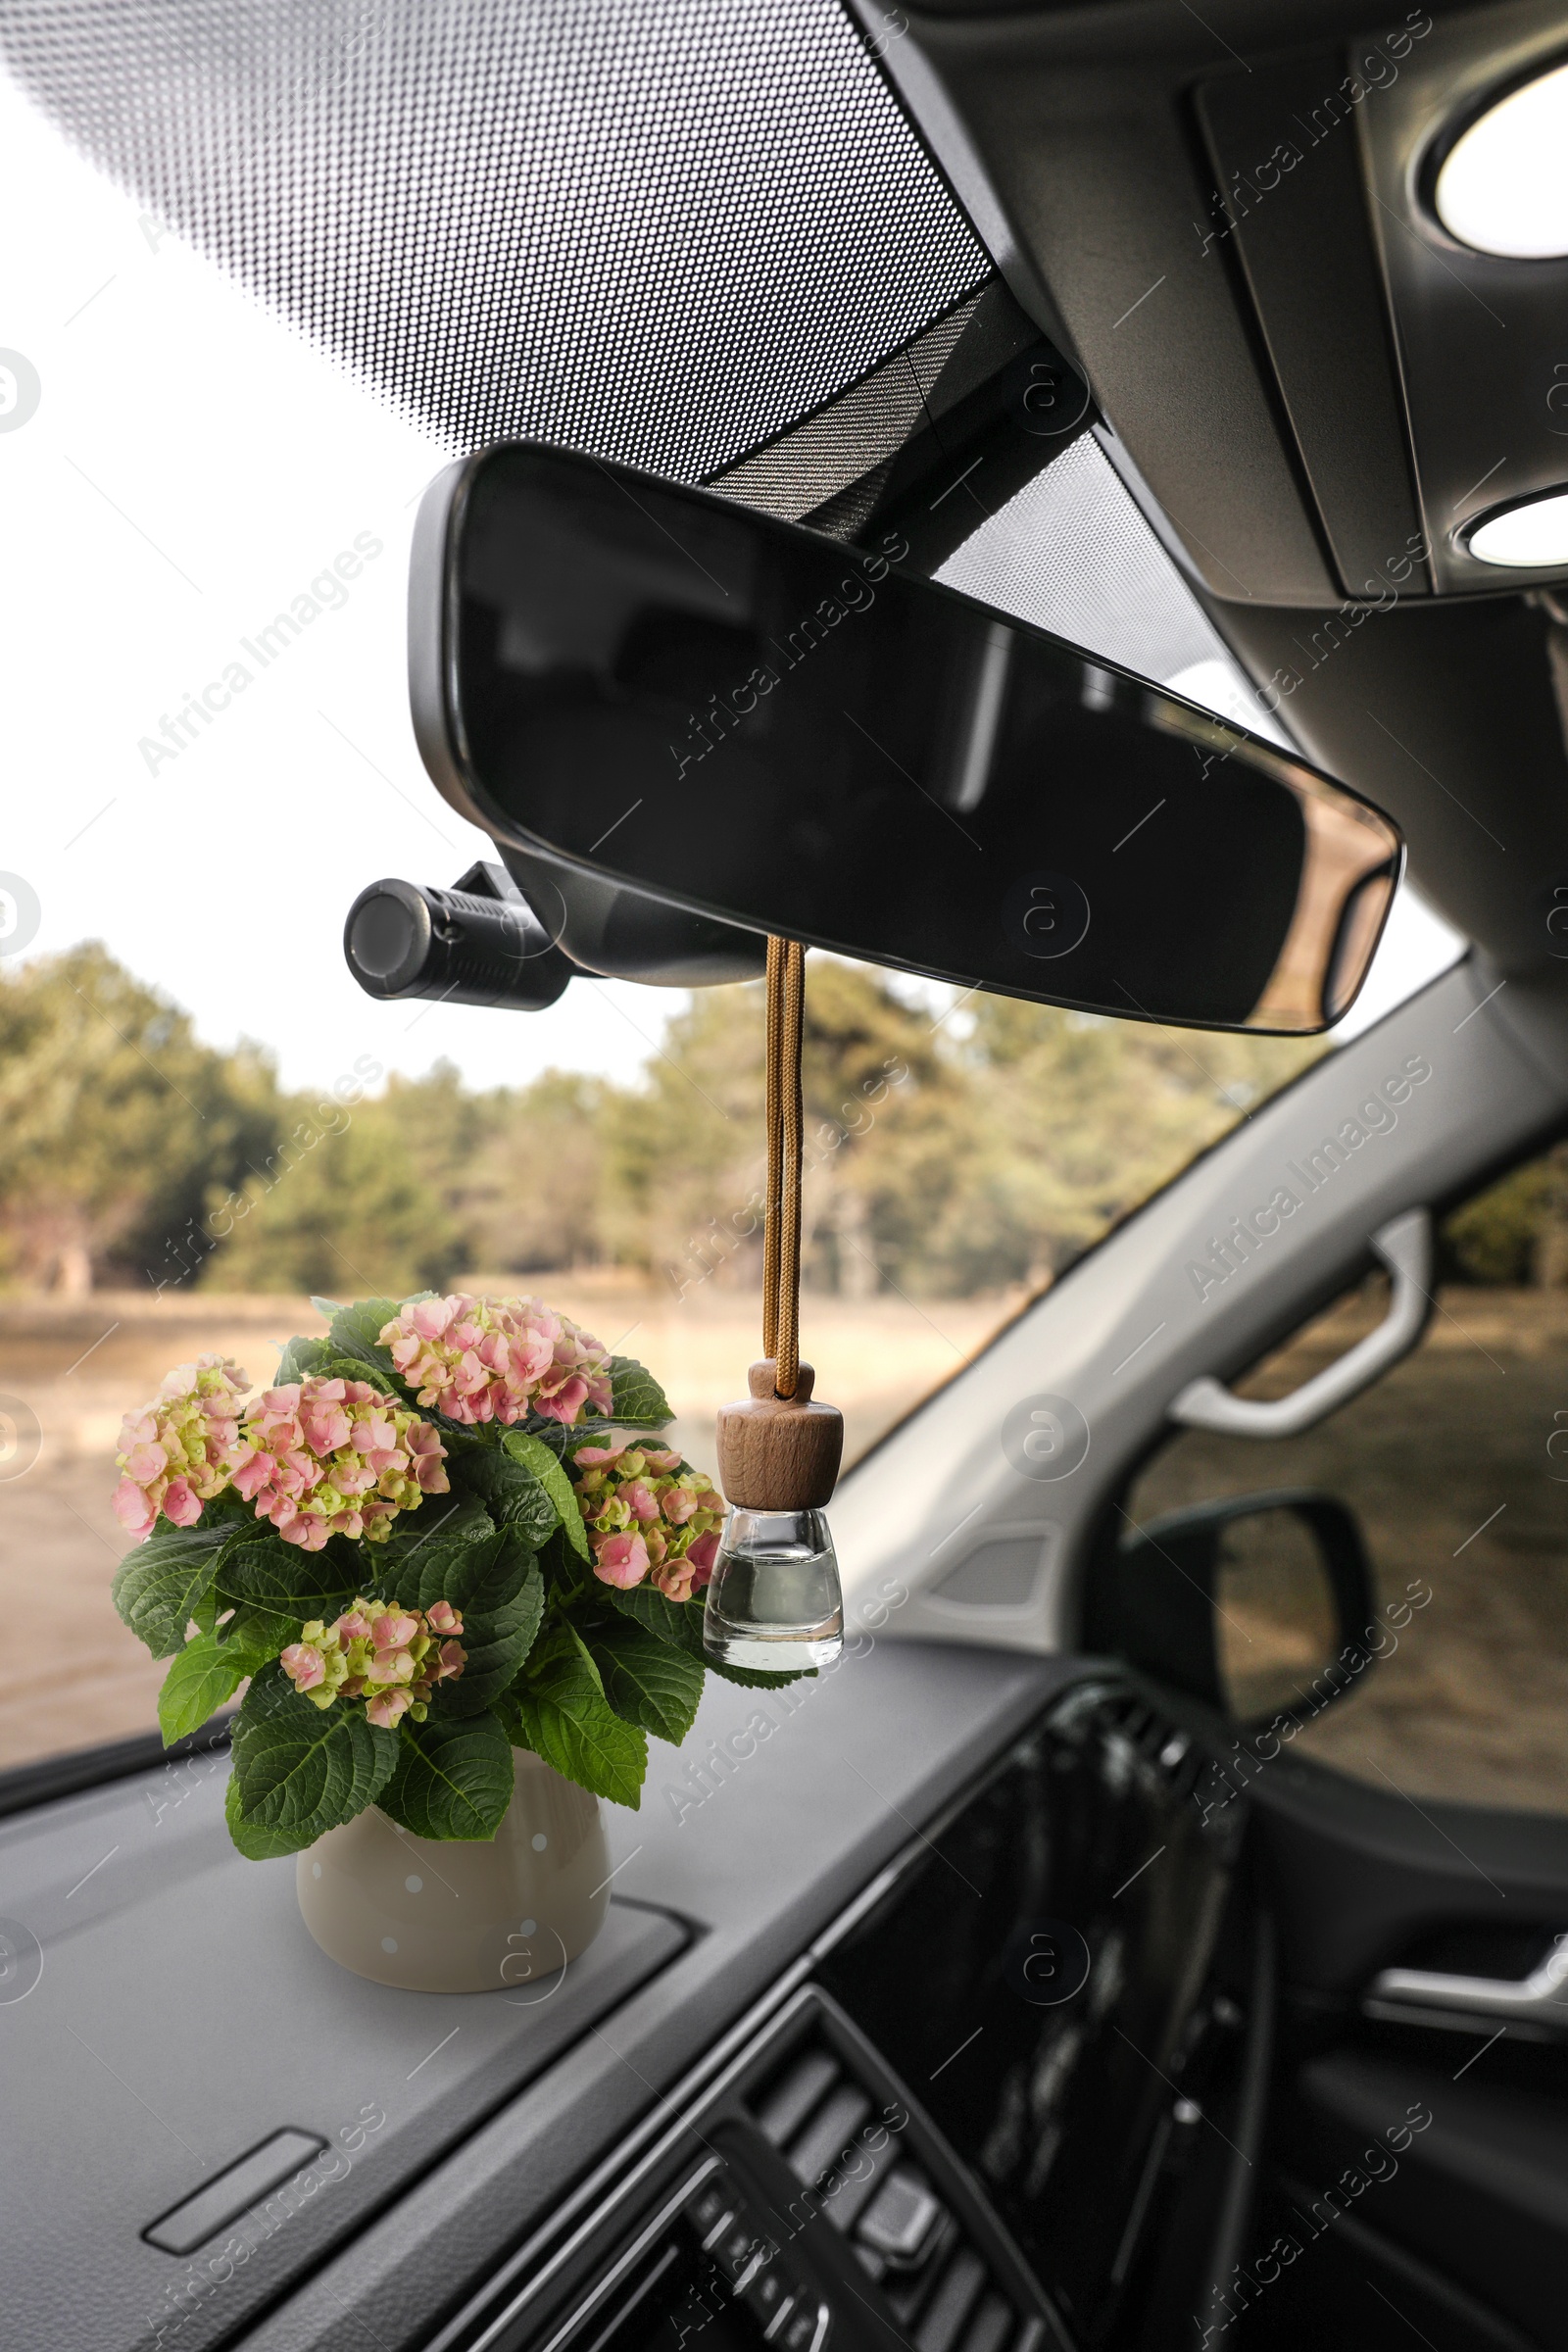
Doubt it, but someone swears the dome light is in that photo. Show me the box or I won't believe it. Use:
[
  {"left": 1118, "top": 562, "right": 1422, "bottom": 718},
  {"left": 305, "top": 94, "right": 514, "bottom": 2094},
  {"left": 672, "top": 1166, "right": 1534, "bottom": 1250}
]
[
  {"left": 1464, "top": 488, "right": 1568, "bottom": 567},
  {"left": 1434, "top": 59, "right": 1568, "bottom": 258}
]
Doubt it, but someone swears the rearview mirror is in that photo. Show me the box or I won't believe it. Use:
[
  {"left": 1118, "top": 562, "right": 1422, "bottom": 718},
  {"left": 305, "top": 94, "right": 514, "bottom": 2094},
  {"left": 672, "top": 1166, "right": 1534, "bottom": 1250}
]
[
  {"left": 410, "top": 443, "right": 1401, "bottom": 1033},
  {"left": 1087, "top": 1490, "right": 1375, "bottom": 1730}
]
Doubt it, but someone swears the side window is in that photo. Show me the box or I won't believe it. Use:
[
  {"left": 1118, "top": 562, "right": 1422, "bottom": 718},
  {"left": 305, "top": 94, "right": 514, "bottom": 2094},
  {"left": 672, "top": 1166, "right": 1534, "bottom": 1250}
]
[{"left": 1124, "top": 1141, "right": 1568, "bottom": 1812}]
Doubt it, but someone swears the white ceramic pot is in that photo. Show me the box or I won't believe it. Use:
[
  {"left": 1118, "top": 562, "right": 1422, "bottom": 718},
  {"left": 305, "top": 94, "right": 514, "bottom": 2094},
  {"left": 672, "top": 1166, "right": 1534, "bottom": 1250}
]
[{"left": 295, "top": 1748, "right": 611, "bottom": 1992}]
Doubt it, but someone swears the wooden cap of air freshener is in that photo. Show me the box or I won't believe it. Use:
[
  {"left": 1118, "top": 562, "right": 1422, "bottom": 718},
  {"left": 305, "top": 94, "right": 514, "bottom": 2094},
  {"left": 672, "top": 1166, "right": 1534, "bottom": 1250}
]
[{"left": 716, "top": 1360, "right": 844, "bottom": 1511}]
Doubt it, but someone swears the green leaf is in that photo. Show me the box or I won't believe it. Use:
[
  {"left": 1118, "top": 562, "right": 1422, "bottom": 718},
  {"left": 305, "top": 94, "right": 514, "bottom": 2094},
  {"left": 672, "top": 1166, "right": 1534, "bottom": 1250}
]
[
  {"left": 228, "top": 1664, "right": 398, "bottom": 1851},
  {"left": 706, "top": 1658, "right": 812, "bottom": 1690},
  {"left": 447, "top": 1562, "right": 545, "bottom": 1713},
  {"left": 188, "top": 1586, "right": 223, "bottom": 1637},
  {"left": 605, "top": 1583, "right": 706, "bottom": 1656},
  {"left": 210, "top": 1541, "right": 360, "bottom": 1656},
  {"left": 156, "top": 1628, "right": 264, "bottom": 1743},
  {"left": 112, "top": 1522, "right": 230, "bottom": 1659},
  {"left": 413, "top": 1535, "right": 546, "bottom": 1715},
  {"left": 609, "top": 1356, "right": 674, "bottom": 1429},
  {"left": 566, "top": 1620, "right": 606, "bottom": 1689},
  {"left": 501, "top": 1643, "right": 647, "bottom": 1806},
  {"left": 401, "top": 1527, "right": 519, "bottom": 1613},
  {"left": 211, "top": 1603, "right": 295, "bottom": 1671},
  {"left": 602, "top": 1586, "right": 808, "bottom": 1688},
  {"left": 318, "top": 1295, "right": 428, "bottom": 1387},
  {"left": 273, "top": 1334, "right": 336, "bottom": 1384},
  {"left": 368, "top": 1494, "right": 491, "bottom": 1581},
  {"left": 199, "top": 1489, "right": 255, "bottom": 1531},
  {"left": 376, "top": 1710, "right": 514, "bottom": 1840},
  {"left": 455, "top": 1442, "right": 565, "bottom": 1546},
  {"left": 212, "top": 1539, "right": 361, "bottom": 1619},
  {"left": 224, "top": 1772, "right": 306, "bottom": 1861},
  {"left": 503, "top": 1430, "right": 588, "bottom": 1560},
  {"left": 279, "top": 1343, "right": 398, "bottom": 1390},
  {"left": 588, "top": 1620, "right": 705, "bottom": 1745}
]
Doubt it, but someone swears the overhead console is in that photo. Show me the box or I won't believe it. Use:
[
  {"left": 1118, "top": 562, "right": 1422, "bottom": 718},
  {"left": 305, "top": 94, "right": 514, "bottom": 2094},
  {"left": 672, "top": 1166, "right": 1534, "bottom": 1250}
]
[
  {"left": 854, "top": 0, "right": 1568, "bottom": 973},
  {"left": 856, "top": 0, "right": 1568, "bottom": 612}
]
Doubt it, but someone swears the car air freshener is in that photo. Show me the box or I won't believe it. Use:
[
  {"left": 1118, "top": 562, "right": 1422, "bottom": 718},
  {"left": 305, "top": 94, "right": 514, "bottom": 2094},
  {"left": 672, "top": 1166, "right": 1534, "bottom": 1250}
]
[{"left": 704, "top": 938, "right": 845, "bottom": 1670}]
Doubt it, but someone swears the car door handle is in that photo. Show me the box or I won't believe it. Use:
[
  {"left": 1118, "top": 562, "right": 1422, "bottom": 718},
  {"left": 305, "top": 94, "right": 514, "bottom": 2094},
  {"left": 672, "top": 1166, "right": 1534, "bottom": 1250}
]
[
  {"left": 1365, "top": 1940, "right": 1568, "bottom": 2031},
  {"left": 1168, "top": 1208, "right": 1432, "bottom": 1439}
]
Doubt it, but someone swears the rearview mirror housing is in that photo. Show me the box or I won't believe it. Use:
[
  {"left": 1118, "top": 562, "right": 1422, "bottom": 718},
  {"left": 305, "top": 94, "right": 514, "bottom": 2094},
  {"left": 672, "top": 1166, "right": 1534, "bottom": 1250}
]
[{"left": 410, "top": 442, "right": 1402, "bottom": 1032}]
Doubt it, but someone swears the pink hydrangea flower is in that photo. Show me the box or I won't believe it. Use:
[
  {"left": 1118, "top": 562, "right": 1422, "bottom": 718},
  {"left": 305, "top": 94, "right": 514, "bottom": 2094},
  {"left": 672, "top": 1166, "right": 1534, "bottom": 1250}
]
[
  {"left": 686, "top": 1529, "right": 719, "bottom": 1576},
  {"left": 113, "top": 1355, "right": 250, "bottom": 1538},
  {"left": 279, "top": 1641, "right": 326, "bottom": 1692},
  {"left": 161, "top": 1478, "right": 202, "bottom": 1528},
  {"left": 594, "top": 1531, "right": 651, "bottom": 1587},
  {"left": 279, "top": 1598, "right": 466, "bottom": 1722},
  {"left": 572, "top": 1444, "right": 724, "bottom": 1597},
  {"left": 651, "top": 1548, "right": 710, "bottom": 1604},
  {"left": 230, "top": 1376, "right": 449, "bottom": 1550},
  {"left": 379, "top": 1294, "right": 612, "bottom": 1428}
]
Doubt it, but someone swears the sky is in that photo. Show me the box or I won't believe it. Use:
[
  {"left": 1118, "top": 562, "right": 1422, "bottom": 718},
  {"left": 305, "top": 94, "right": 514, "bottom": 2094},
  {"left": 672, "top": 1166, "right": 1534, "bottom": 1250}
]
[{"left": 0, "top": 62, "right": 1462, "bottom": 1098}]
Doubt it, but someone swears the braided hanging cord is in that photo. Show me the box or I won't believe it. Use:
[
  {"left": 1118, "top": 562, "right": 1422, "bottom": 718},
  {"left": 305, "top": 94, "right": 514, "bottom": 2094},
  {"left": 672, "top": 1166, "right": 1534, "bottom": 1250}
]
[{"left": 762, "top": 937, "right": 806, "bottom": 1398}]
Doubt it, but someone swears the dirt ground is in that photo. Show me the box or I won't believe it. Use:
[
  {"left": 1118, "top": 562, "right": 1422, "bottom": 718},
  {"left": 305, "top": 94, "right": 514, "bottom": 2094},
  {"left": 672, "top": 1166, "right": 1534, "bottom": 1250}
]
[
  {"left": 1130, "top": 1285, "right": 1568, "bottom": 1815},
  {"left": 0, "top": 1279, "right": 1016, "bottom": 1770}
]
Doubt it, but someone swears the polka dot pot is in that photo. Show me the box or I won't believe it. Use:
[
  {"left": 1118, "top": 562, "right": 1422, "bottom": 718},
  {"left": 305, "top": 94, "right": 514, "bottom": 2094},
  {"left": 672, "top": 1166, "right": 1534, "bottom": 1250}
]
[{"left": 295, "top": 1748, "right": 612, "bottom": 1991}]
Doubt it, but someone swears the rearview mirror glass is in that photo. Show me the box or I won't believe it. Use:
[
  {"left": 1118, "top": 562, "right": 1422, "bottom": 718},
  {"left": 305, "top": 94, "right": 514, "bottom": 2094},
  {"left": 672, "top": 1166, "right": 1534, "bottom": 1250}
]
[{"left": 411, "top": 443, "right": 1402, "bottom": 1034}]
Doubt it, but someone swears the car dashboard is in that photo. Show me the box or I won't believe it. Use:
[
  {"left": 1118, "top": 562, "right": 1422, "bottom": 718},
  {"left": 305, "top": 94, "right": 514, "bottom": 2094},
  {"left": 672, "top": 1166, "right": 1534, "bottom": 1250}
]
[{"left": 0, "top": 1643, "right": 1258, "bottom": 2352}]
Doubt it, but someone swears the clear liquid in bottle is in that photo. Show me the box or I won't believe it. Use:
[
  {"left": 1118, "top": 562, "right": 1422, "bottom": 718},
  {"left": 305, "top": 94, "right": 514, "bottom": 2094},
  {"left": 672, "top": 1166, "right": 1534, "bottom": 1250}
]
[{"left": 702, "top": 1505, "right": 844, "bottom": 1671}]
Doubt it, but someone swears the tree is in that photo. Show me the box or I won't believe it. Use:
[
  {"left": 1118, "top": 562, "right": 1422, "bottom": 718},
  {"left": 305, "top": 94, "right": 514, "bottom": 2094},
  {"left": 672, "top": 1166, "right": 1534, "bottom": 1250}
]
[
  {"left": 599, "top": 958, "right": 971, "bottom": 1297},
  {"left": 460, "top": 1071, "right": 609, "bottom": 1275},
  {"left": 1443, "top": 1145, "right": 1568, "bottom": 1286},
  {"left": 599, "top": 981, "right": 764, "bottom": 1293},
  {"left": 796, "top": 958, "right": 973, "bottom": 1298},
  {"left": 931, "top": 999, "right": 1326, "bottom": 1292},
  {"left": 203, "top": 1092, "right": 460, "bottom": 1298},
  {"left": 0, "top": 945, "right": 279, "bottom": 1292},
  {"left": 0, "top": 944, "right": 1338, "bottom": 1306}
]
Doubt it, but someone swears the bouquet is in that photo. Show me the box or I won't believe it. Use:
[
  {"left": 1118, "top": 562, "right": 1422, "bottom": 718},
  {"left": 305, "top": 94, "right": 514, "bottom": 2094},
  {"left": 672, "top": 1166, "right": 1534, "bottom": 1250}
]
[{"left": 111, "top": 1293, "right": 793, "bottom": 1857}]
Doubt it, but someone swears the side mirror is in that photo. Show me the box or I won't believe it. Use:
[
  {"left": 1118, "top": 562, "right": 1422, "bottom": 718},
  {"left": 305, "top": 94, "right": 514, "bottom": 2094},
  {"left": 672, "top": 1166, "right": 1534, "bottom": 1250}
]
[
  {"left": 1087, "top": 1490, "right": 1375, "bottom": 1731},
  {"left": 408, "top": 442, "right": 1403, "bottom": 1032}
]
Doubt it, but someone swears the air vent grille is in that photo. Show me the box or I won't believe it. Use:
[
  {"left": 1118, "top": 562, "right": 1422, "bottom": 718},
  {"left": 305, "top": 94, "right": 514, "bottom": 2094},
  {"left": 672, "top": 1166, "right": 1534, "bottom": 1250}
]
[
  {"left": 745, "top": 2033, "right": 1042, "bottom": 2352},
  {"left": 1093, "top": 1690, "right": 1201, "bottom": 1800}
]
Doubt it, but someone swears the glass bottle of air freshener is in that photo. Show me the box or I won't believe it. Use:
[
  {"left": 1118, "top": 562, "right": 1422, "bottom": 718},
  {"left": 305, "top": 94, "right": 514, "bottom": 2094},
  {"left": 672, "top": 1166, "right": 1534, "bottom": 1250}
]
[{"left": 704, "top": 1360, "right": 844, "bottom": 1671}]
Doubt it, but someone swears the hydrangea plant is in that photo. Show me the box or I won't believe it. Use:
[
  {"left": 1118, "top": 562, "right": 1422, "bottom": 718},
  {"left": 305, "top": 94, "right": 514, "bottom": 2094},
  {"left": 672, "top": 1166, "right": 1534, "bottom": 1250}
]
[{"left": 111, "top": 1293, "right": 797, "bottom": 1856}]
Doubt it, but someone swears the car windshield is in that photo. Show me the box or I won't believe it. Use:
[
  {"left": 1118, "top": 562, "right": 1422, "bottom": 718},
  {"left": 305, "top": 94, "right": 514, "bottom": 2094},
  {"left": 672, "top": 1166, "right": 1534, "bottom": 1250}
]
[{"left": 0, "top": 10, "right": 1462, "bottom": 1777}]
